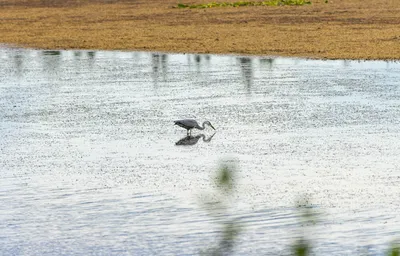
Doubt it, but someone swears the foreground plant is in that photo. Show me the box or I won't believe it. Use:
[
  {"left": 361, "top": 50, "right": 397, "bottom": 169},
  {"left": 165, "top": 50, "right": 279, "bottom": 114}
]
[
  {"left": 198, "top": 161, "right": 398, "bottom": 255},
  {"left": 200, "top": 161, "right": 241, "bottom": 255},
  {"left": 388, "top": 241, "right": 400, "bottom": 256},
  {"left": 177, "top": 0, "right": 312, "bottom": 8},
  {"left": 290, "top": 197, "right": 318, "bottom": 256}
]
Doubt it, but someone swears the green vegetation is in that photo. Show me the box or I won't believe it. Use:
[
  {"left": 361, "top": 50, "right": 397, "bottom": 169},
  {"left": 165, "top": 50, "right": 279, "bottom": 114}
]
[
  {"left": 200, "top": 161, "right": 241, "bottom": 255},
  {"left": 177, "top": 0, "right": 312, "bottom": 8},
  {"left": 389, "top": 242, "right": 400, "bottom": 256},
  {"left": 292, "top": 197, "right": 319, "bottom": 256},
  {"left": 202, "top": 161, "right": 399, "bottom": 255}
]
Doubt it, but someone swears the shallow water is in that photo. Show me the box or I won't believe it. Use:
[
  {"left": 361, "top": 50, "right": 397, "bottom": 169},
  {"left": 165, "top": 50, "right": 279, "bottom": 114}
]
[{"left": 1, "top": 48, "right": 400, "bottom": 255}]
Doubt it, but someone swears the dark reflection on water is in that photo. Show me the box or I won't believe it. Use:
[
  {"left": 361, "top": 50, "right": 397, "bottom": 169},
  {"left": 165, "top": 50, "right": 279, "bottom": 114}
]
[
  {"left": 238, "top": 57, "right": 253, "bottom": 93},
  {"left": 259, "top": 58, "right": 275, "bottom": 69},
  {"left": 42, "top": 50, "right": 62, "bottom": 74},
  {"left": 87, "top": 51, "right": 96, "bottom": 59},
  {"left": 74, "top": 50, "right": 82, "bottom": 57},
  {"left": 43, "top": 50, "right": 61, "bottom": 56},
  {"left": 185, "top": 54, "right": 211, "bottom": 73},
  {"left": 12, "top": 52, "right": 24, "bottom": 77},
  {"left": 151, "top": 53, "right": 168, "bottom": 87},
  {"left": 1, "top": 47, "right": 400, "bottom": 255},
  {"left": 175, "top": 133, "right": 216, "bottom": 146},
  {"left": 72, "top": 50, "right": 95, "bottom": 59}
]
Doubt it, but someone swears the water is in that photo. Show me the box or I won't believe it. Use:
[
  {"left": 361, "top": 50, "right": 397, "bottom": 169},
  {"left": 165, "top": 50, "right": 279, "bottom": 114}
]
[{"left": 1, "top": 48, "right": 400, "bottom": 255}]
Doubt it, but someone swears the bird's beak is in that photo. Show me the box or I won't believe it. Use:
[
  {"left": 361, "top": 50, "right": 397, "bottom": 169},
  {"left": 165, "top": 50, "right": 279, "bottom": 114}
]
[{"left": 210, "top": 124, "right": 215, "bottom": 130}]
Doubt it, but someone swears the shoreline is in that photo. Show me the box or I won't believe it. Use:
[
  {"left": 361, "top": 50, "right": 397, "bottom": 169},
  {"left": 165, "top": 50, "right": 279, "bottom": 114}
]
[
  {"left": 3, "top": 45, "right": 400, "bottom": 63},
  {"left": 1, "top": 0, "right": 400, "bottom": 61},
  {"left": 3, "top": 44, "right": 400, "bottom": 63}
]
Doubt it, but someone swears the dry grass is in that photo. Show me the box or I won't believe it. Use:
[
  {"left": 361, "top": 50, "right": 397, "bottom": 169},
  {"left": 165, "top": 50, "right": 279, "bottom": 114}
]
[{"left": 1, "top": 0, "right": 400, "bottom": 59}]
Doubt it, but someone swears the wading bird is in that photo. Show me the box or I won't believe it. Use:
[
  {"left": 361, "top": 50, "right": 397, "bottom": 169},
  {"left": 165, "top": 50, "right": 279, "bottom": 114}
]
[{"left": 174, "top": 119, "right": 215, "bottom": 135}]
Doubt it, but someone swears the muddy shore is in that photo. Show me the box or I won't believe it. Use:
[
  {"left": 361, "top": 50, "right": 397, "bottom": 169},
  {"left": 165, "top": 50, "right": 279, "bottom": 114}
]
[{"left": 1, "top": 0, "right": 400, "bottom": 60}]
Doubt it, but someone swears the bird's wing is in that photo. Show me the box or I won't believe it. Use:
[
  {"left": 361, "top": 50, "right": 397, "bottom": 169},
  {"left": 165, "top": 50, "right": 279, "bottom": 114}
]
[
  {"left": 182, "top": 119, "right": 197, "bottom": 127},
  {"left": 174, "top": 119, "right": 197, "bottom": 127}
]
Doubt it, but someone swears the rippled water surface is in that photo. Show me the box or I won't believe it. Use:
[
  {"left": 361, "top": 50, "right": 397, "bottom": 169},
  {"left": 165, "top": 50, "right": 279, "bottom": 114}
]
[{"left": 1, "top": 48, "right": 400, "bottom": 255}]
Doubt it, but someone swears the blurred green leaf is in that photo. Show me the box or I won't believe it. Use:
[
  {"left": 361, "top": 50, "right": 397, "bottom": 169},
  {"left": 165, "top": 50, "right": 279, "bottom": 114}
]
[
  {"left": 389, "top": 243, "right": 400, "bottom": 256},
  {"left": 200, "top": 161, "right": 240, "bottom": 255},
  {"left": 216, "top": 163, "right": 236, "bottom": 192},
  {"left": 292, "top": 238, "right": 310, "bottom": 256}
]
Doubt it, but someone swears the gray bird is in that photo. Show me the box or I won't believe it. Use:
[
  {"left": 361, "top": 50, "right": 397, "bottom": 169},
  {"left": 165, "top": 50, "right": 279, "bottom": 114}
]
[{"left": 174, "top": 119, "right": 215, "bottom": 135}]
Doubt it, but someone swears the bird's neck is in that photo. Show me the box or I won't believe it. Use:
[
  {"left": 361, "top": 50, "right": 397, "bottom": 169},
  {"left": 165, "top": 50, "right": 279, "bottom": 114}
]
[
  {"left": 200, "top": 122, "right": 206, "bottom": 130},
  {"left": 198, "top": 122, "right": 207, "bottom": 130}
]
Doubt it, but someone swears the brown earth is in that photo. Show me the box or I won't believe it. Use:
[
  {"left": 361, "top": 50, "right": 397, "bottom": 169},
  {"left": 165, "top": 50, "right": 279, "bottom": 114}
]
[{"left": 1, "top": 0, "right": 400, "bottom": 60}]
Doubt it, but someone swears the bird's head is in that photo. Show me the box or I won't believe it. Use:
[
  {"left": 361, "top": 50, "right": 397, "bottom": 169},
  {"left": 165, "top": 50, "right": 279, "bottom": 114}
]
[{"left": 205, "top": 121, "right": 215, "bottom": 130}]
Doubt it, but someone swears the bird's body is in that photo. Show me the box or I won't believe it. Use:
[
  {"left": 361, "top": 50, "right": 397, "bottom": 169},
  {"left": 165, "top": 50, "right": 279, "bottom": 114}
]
[{"left": 174, "top": 119, "right": 215, "bottom": 135}]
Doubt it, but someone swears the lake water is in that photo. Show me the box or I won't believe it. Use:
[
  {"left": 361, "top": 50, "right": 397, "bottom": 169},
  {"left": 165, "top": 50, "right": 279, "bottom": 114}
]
[{"left": 1, "top": 48, "right": 400, "bottom": 255}]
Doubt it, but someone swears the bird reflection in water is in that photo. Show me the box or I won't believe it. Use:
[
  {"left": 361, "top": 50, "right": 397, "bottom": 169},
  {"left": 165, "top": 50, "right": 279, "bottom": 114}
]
[{"left": 175, "top": 133, "right": 216, "bottom": 146}]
